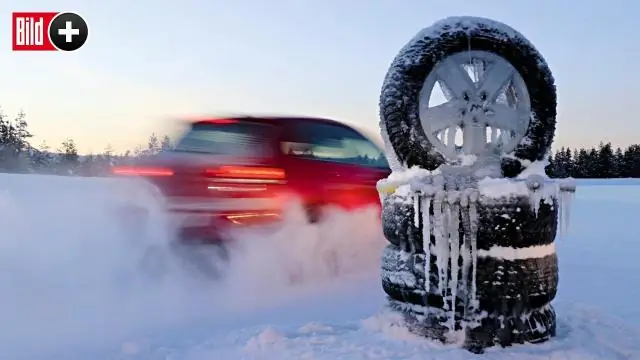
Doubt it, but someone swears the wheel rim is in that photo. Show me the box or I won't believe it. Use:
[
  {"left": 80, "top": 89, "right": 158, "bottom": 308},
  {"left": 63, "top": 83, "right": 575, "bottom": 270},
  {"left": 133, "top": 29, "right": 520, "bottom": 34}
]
[{"left": 418, "top": 50, "right": 531, "bottom": 162}]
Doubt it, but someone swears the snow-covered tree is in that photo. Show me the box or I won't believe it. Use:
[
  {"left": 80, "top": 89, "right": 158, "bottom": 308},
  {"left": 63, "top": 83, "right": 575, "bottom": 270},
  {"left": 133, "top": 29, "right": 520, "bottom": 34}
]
[
  {"left": 160, "top": 135, "right": 172, "bottom": 151},
  {"left": 133, "top": 144, "right": 144, "bottom": 159},
  {"left": 58, "top": 138, "right": 79, "bottom": 175},
  {"left": 104, "top": 144, "right": 114, "bottom": 158},
  {"left": 0, "top": 109, "right": 33, "bottom": 172},
  {"left": 147, "top": 133, "right": 160, "bottom": 155},
  {"left": 595, "top": 142, "right": 615, "bottom": 178},
  {"left": 30, "top": 141, "right": 53, "bottom": 173}
]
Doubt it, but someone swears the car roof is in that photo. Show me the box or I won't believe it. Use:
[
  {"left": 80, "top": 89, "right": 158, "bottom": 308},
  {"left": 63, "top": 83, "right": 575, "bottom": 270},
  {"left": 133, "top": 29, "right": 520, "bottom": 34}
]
[
  {"left": 188, "top": 115, "right": 384, "bottom": 148},
  {"left": 190, "top": 115, "right": 350, "bottom": 128},
  {"left": 182, "top": 115, "right": 388, "bottom": 157}
]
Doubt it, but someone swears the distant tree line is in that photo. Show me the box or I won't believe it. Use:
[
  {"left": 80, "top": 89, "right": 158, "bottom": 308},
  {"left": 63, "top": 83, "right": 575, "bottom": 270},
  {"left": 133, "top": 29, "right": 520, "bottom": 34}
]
[
  {"left": 546, "top": 142, "right": 640, "bottom": 178},
  {"left": 0, "top": 107, "right": 638, "bottom": 178},
  {"left": 0, "top": 107, "right": 172, "bottom": 176}
]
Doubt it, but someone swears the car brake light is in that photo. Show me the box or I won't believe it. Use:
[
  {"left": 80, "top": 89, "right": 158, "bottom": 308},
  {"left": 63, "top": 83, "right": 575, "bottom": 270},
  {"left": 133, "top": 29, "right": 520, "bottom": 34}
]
[
  {"left": 112, "top": 166, "right": 174, "bottom": 176},
  {"left": 205, "top": 166, "right": 285, "bottom": 180},
  {"left": 197, "top": 118, "right": 238, "bottom": 124}
]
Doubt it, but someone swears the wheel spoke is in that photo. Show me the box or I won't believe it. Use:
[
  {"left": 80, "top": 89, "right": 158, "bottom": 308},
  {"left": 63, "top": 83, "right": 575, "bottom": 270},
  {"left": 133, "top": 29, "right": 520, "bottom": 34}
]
[
  {"left": 490, "top": 127, "right": 498, "bottom": 144},
  {"left": 446, "top": 125, "right": 457, "bottom": 148},
  {"left": 462, "top": 124, "right": 486, "bottom": 154},
  {"left": 420, "top": 100, "right": 463, "bottom": 133},
  {"left": 437, "top": 80, "right": 456, "bottom": 101},
  {"left": 477, "top": 61, "right": 513, "bottom": 102},
  {"left": 485, "top": 104, "right": 529, "bottom": 134},
  {"left": 435, "top": 59, "right": 476, "bottom": 99}
]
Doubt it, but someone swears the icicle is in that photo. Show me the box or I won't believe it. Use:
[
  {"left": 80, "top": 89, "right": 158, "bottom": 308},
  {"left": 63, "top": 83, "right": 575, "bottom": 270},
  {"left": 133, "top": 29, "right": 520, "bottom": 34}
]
[
  {"left": 459, "top": 190, "right": 471, "bottom": 322},
  {"left": 421, "top": 195, "right": 432, "bottom": 293},
  {"left": 560, "top": 188, "right": 574, "bottom": 236},
  {"left": 442, "top": 192, "right": 451, "bottom": 312},
  {"left": 468, "top": 190, "right": 479, "bottom": 310},
  {"left": 442, "top": 191, "right": 451, "bottom": 298},
  {"left": 563, "top": 191, "right": 573, "bottom": 234},
  {"left": 447, "top": 191, "right": 461, "bottom": 330},
  {"left": 532, "top": 191, "right": 541, "bottom": 216},
  {"left": 413, "top": 193, "right": 420, "bottom": 227},
  {"left": 433, "top": 190, "right": 448, "bottom": 294},
  {"left": 525, "top": 175, "right": 545, "bottom": 216},
  {"left": 556, "top": 184, "right": 563, "bottom": 235}
]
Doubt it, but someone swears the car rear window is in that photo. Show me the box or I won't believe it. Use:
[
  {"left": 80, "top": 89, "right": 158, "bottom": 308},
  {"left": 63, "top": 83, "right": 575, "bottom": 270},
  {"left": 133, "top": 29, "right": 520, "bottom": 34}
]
[{"left": 174, "top": 121, "right": 273, "bottom": 158}]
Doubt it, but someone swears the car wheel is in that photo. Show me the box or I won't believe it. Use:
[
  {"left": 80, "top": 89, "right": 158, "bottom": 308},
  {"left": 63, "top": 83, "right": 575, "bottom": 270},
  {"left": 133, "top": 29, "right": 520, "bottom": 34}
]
[
  {"left": 172, "top": 242, "right": 229, "bottom": 280},
  {"left": 379, "top": 16, "right": 556, "bottom": 177},
  {"left": 305, "top": 203, "right": 323, "bottom": 224}
]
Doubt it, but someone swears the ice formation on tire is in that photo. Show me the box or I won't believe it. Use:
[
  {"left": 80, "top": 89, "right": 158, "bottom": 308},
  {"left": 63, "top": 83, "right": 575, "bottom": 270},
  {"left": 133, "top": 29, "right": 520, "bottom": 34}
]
[
  {"left": 377, "top": 15, "right": 574, "bottom": 351},
  {"left": 378, "top": 164, "right": 575, "bottom": 336}
]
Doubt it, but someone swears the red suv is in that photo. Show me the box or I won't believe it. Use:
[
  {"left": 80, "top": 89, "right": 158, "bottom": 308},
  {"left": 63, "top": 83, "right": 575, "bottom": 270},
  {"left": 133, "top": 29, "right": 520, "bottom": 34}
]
[{"left": 113, "top": 116, "right": 391, "bottom": 244}]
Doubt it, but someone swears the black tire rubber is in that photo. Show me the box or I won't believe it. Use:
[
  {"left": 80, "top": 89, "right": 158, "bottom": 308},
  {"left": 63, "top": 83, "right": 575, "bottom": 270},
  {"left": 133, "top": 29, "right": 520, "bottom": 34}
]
[
  {"left": 379, "top": 17, "right": 557, "bottom": 177},
  {"left": 381, "top": 244, "right": 425, "bottom": 305},
  {"left": 476, "top": 254, "right": 558, "bottom": 314},
  {"left": 381, "top": 194, "right": 421, "bottom": 251},
  {"left": 476, "top": 196, "right": 558, "bottom": 249},
  {"left": 390, "top": 298, "right": 556, "bottom": 353},
  {"left": 465, "top": 304, "right": 556, "bottom": 351},
  {"left": 380, "top": 190, "right": 559, "bottom": 313}
]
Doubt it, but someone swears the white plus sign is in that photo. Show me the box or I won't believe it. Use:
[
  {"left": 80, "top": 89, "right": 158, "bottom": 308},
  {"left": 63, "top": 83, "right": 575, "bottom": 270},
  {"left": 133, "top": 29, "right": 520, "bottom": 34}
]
[{"left": 58, "top": 21, "right": 80, "bottom": 43}]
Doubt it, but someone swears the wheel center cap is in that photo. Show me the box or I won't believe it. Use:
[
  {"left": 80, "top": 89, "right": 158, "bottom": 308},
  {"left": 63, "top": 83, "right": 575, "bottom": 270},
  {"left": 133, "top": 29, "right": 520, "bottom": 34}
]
[{"left": 463, "top": 102, "right": 486, "bottom": 125}]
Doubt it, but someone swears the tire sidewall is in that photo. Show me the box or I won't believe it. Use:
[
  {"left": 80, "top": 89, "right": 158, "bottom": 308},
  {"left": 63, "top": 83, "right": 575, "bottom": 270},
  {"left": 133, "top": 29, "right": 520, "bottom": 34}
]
[{"left": 380, "top": 21, "right": 556, "bottom": 176}]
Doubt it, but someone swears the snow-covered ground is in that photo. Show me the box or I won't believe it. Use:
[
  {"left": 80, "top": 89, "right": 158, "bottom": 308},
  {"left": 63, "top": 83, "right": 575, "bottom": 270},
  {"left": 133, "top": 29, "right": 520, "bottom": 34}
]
[{"left": 0, "top": 175, "right": 639, "bottom": 360}]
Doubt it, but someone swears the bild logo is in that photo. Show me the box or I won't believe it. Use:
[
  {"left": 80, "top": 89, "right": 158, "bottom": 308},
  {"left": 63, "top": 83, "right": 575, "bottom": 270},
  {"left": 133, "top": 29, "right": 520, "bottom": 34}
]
[{"left": 12, "top": 12, "right": 88, "bottom": 51}]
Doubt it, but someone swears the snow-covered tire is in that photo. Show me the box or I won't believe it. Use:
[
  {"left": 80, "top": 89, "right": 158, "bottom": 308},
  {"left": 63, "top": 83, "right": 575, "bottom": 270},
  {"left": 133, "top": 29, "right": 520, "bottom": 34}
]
[
  {"left": 381, "top": 244, "right": 424, "bottom": 305},
  {"left": 381, "top": 194, "right": 421, "bottom": 250},
  {"left": 380, "top": 191, "right": 559, "bottom": 313},
  {"left": 465, "top": 304, "right": 556, "bottom": 350},
  {"left": 390, "top": 298, "right": 556, "bottom": 353},
  {"left": 477, "top": 196, "right": 558, "bottom": 248},
  {"left": 476, "top": 196, "right": 559, "bottom": 310},
  {"left": 379, "top": 17, "right": 556, "bottom": 176},
  {"left": 476, "top": 255, "right": 557, "bottom": 314}
]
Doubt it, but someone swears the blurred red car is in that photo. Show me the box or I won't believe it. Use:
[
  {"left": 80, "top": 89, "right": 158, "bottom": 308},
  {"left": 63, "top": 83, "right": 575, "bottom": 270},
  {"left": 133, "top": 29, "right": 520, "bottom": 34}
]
[{"left": 112, "top": 116, "right": 391, "bottom": 244}]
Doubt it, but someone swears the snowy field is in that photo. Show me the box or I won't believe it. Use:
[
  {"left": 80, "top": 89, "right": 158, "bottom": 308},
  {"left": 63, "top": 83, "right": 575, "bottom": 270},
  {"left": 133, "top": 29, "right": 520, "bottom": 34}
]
[{"left": 0, "top": 174, "right": 639, "bottom": 360}]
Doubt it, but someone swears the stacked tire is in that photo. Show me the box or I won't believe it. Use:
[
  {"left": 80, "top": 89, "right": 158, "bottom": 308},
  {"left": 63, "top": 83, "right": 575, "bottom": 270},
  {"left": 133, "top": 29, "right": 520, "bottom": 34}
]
[{"left": 378, "top": 16, "right": 559, "bottom": 352}]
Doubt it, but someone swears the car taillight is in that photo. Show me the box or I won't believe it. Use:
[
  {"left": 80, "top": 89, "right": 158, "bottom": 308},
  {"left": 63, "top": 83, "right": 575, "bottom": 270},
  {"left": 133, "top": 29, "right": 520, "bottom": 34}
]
[
  {"left": 193, "top": 118, "right": 239, "bottom": 125},
  {"left": 204, "top": 166, "right": 285, "bottom": 182},
  {"left": 112, "top": 166, "right": 174, "bottom": 176}
]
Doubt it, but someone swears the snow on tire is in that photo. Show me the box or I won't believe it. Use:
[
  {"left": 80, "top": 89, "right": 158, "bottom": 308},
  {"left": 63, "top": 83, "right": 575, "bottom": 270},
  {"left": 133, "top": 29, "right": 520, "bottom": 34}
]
[
  {"left": 381, "top": 194, "right": 421, "bottom": 250},
  {"left": 465, "top": 303, "right": 557, "bottom": 350},
  {"left": 379, "top": 16, "right": 556, "bottom": 177},
  {"left": 381, "top": 244, "right": 425, "bottom": 305},
  {"left": 380, "top": 189, "right": 559, "bottom": 312},
  {"left": 475, "top": 195, "right": 559, "bottom": 311}
]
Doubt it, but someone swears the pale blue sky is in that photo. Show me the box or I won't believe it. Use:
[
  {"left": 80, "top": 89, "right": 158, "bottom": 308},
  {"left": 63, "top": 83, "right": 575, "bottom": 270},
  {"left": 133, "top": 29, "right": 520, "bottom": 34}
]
[{"left": 2, "top": 0, "right": 639, "bottom": 154}]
